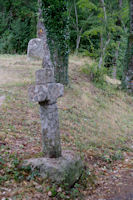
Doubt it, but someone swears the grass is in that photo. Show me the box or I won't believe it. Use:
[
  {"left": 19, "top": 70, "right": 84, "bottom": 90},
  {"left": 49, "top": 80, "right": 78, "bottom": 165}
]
[{"left": 0, "top": 54, "right": 133, "bottom": 199}]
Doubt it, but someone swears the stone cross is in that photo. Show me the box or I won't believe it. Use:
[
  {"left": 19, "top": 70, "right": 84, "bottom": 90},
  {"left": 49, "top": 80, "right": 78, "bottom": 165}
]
[
  {"left": 24, "top": 64, "right": 82, "bottom": 188},
  {"left": 28, "top": 65, "right": 64, "bottom": 158}
]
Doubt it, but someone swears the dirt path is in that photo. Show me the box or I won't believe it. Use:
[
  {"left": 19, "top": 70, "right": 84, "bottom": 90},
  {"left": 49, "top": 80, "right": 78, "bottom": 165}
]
[
  {"left": 86, "top": 154, "right": 133, "bottom": 200},
  {"left": 106, "top": 169, "right": 133, "bottom": 200}
]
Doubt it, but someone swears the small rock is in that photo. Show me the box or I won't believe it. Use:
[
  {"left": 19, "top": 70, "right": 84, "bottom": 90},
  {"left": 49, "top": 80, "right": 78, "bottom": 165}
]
[
  {"left": 130, "top": 172, "right": 133, "bottom": 177},
  {"left": 48, "top": 191, "right": 52, "bottom": 196},
  {"left": 98, "top": 199, "right": 106, "bottom": 200},
  {"left": 125, "top": 159, "right": 129, "bottom": 162},
  {"left": 57, "top": 187, "right": 62, "bottom": 192},
  {"left": 35, "top": 185, "right": 42, "bottom": 190},
  {"left": 27, "top": 38, "right": 44, "bottom": 60}
]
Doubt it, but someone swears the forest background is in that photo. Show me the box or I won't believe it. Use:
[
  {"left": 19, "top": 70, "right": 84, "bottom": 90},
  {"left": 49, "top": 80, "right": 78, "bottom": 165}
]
[{"left": 0, "top": 0, "right": 130, "bottom": 85}]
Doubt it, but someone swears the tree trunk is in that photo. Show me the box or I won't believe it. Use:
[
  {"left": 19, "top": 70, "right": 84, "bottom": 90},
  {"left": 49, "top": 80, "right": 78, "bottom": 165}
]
[
  {"left": 75, "top": 35, "right": 81, "bottom": 55},
  {"left": 37, "top": 0, "right": 52, "bottom": 68},
  {"left": 98, "top": 0, "right": 110, "bottom": 69},
  {"left": 98, "top": 36, "right": 110, "bottom": 69},
  {"left": 38, "top": 0, "right": 69, "bottom": 85},
  {"left": 53, "top": 48, "right": 69, "bottom": 85},
  {"left": 119, "top": 0, "right": 122, "bottom": 8},
  {"left": 100, "top": 0, "right": 107, "bottom": 22},
  {"left": 74, "top": 0, "right": 80, "bottom": 55},
  {"left": 112, "top": 41, "right": 120, "bottom": 79},
  {"left": 125, "top": 0, "right": 133, "bottom": 91}
]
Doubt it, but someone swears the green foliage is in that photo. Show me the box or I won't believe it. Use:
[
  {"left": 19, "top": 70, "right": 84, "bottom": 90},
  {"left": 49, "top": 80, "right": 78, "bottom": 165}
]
[
  {"left": 82, "top": 63, "right": 107, "bottom": 84},
  {"left": 44, "top": 167, "right": 96, "bottom": 199},
  {"left": 0, "top": 151, "right": 33, "bottom": 185},
  {"left": 78, "top": 0, "right": 97, "bottom": 11},
  {"left": 101, "top": 150, "right": 124, "bottom": 163},
  {"left": 42, "top": 0, "right": 69, "bottom": 55},
  {"left": 0, "top": 0, "right": 37, "bottom": 54},
  {"left": 69, "top": 0, "right": 99, "bottom": 54},
  {"left": 71, "top": 0, "right": 129, "bottom": 82},
  {"left": 0, "top": 156, "right": 5, "bottom": 168},
  {"left": 0, "top": 19, "right": 36, "bottom": 54},
  {"left": 0, "top": 0, "right": 130, "bottom": 84},
  {"left": 41, "top": 0, "right": 69, "bottom": 84},
  {"left": 117, "top": 33, "right": 129, "bottom": 80}
]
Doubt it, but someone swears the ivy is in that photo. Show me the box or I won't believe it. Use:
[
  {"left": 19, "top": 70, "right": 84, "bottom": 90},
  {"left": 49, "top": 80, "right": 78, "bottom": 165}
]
[{"left": 41, "top": 0, "right": 69, "bottom": 84}]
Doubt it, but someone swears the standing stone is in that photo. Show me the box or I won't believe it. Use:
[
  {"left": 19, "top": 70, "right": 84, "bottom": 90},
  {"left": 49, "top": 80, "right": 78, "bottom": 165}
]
[
  {"left": 27, "top": 38, "right": 45, "bottom": 60},
  {"left": 27, "top": 0, "right": 52, "bottom": 65},
  {"left": 27, "top": 0, "right": 45, "bottom": 60}
]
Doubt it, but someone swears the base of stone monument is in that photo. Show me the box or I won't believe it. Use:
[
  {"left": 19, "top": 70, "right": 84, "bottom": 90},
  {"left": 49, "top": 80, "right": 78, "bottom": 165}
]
[{"left": 23, "top": 150, "right": 83, "bottom": 187}]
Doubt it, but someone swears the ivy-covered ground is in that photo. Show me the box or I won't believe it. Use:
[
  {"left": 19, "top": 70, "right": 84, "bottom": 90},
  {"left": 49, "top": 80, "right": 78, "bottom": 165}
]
[{"left": 0, "top": 55, "right": 133, "bottom": 200}]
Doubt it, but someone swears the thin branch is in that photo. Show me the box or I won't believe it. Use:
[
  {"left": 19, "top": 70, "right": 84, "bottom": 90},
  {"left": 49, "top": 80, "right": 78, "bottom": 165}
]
[
  {"left": 98, "top": 35, "right": 110, "bottom": 69},
  {"left": 119, "top": 0, "right": 122, "bottom": 8},
  {"left": 100, "top": 0, "right": 107, "bottom": 23},
  {"left": 68, "top": 4, "right": 73, "bottom": 18},
  {"left": 79, "top": 13, "right": 93, "bottom": 35},
  {"left": 74, "top": 0, "right": 79, "bottom": 32},
  {"left": 112, "top": 41, "right": 120, "bottom": 79}
]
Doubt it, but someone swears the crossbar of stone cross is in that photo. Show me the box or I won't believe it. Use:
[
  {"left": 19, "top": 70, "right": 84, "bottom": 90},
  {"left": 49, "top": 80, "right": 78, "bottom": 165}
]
[{"left": 28, "top": 66, "right": 64, "bottom": 158}]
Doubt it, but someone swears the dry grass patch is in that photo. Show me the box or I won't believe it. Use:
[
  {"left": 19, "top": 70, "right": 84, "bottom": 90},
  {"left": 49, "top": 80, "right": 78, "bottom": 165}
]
[
  {"left": 0, "top": 54, "right": 41, "bottom": 87},
  {"left": 0, "top": 54, "right": 132, "bottom": 156}
]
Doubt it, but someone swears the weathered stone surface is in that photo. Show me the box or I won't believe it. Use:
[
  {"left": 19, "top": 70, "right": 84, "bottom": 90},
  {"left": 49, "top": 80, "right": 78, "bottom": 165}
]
[
  {"left": 27, "top": 38, "right": 45, "bottom": 60},
  {"left": 46, "top": 83, "right": 64, "bottom": 104},
  {"left": 39, "top": 103, "right": 61, "bottom": 158},
  {"left": 35, "top": 69, "right": 55, "bottom": 84},
  {"left": 37, "top": 3, "right": 53, "bottom": 68},
  {"left": 28, "top": 83, "right": 64, "bottom": 103},
  {"left": 23, "top": 150, "right": 83, "bottom": 187},
  {"left": 28, "top": 85, "right": 47, "bottom": 103}
]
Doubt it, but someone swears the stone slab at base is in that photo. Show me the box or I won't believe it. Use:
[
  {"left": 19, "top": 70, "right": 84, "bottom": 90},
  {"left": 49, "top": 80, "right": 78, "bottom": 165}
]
[{"left": 23, "top": 150, "right": 83, "bottom": 187}]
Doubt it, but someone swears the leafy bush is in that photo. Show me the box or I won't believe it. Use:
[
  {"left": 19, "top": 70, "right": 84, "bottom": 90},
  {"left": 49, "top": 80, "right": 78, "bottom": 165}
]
[
  {"left": 0, "top": 0, "right": 37, "bottom": 54},
  {"left": 82, "top": 63, "right": 107, "bottom": 84}
]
